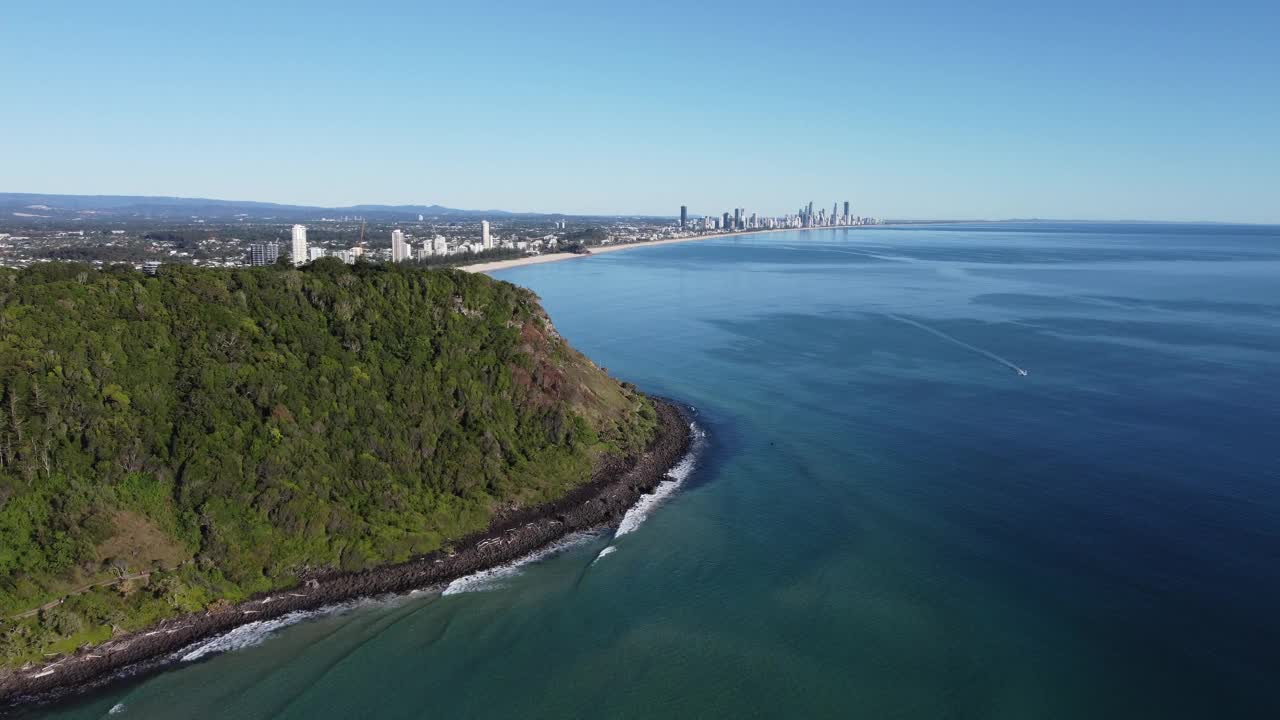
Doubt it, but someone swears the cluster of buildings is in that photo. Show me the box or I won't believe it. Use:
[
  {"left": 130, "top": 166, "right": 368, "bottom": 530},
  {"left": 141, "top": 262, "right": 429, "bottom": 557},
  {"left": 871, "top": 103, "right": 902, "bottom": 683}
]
[
  {"left": 390, "top": 227, "right": 461, "bottom": 262},
  {"left": 248, "top": 225, "right": 369, "bottom": 266},
  {"left": 247, "top": 224, "right": 347, "bottom": 266},
  {"left": 249, "top": 221, "right": 526, "bottom": 267},
  {"left": 678, "top": 202, "right": 879, "bottom": 232}
]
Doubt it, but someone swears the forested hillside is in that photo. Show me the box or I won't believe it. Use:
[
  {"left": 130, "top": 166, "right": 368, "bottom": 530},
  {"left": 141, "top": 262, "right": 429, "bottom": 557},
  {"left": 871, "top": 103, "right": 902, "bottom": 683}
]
[{"left": 0, "top": 259, "right": 656, "bottom": 666}]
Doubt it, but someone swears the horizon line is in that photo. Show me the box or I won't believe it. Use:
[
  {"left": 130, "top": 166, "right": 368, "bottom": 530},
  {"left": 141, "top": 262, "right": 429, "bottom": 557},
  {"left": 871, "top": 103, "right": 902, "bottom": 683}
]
[{"left": 0, "top": 190, "right": 1275, "bottom": 227}]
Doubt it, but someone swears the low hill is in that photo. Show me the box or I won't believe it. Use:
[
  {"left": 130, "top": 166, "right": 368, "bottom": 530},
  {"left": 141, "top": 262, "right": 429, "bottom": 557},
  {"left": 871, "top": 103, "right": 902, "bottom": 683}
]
[
  {"left": 0, "top": 193, "right": 528, "bottom": 221},
  {"left": 0, "top": 260, "right": 657, "bottom": 667}
]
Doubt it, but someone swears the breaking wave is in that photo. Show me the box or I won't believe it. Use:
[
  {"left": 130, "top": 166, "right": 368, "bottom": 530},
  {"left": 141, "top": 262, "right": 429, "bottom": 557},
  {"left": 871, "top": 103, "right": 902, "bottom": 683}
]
[
  {"left": 441, "top": 531, "right": 600, "bottom": 596},
  {"left": 175, "top": 596, "right": 394, "bottom": 663},
  {"left": 613, "top": 420, "right": 704, "bottom": 538}
]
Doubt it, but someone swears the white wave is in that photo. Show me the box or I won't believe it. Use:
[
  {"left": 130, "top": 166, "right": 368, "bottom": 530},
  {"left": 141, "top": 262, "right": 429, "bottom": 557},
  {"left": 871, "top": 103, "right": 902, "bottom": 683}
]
[
  {"left": 591, "top": 546, "right": 618, "bottom": 564},
  {"left": 177, "top": 612, "right": 314, "bottom": 663},
  {"left": 175, "top": 596, "right": 395, "bottom": 663},
  {"left": 613, "top": 420, "right": 705, "bottom": 538},
  {"left": 108, "top": 703, "right": 126, "bottom": 715},
  {"left": 441, "top": 531, "right": 599, "bottom": 596}
]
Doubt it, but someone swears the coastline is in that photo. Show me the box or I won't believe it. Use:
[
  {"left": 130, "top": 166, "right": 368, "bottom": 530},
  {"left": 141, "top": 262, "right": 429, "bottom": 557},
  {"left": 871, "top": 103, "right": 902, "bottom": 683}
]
[
  {"left": 460, "top": 224, "right": 885, "bottom": 273},
  {"left": 0, "top": 398, "right": 694, "bottom": 708}
]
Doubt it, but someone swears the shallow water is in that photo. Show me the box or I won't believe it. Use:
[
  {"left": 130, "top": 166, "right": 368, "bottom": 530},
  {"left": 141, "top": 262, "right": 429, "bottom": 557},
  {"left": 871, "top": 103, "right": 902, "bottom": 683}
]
[{"left": 25, "top": 222, "right": 1280, "bottom": 718}]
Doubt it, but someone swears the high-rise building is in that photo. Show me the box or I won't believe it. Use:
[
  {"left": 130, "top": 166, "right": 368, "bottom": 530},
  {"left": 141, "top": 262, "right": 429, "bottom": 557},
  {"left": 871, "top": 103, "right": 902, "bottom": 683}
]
[
  {"left": 722, "top": 212, "right": 731, "bottom": 230},
  {"left": 433, "top": 236, "right": 448, "bottom": 255},
  {"left": 308, "top": 246, "right": 328, "bottom": 262},
  {"left": 250, "top": 242, "right": 279, "bottom": 266},
  {"left": 844, "top": 201, "right": 850, "bottom": 218},
  {"left": 733, "top": 208, "right": 742, "bottom": 230},
  {"left": 481, "top": 221, "right": 492, "bottom": 250},
  {"left": 680, "top": 205, "right": 687, "bottom": 230},
  {"left": 290, "top": 225, "right": 308, "bottom": 266},
  {"left": 391, "top": 229, "right": 410, "bottom": 262}
]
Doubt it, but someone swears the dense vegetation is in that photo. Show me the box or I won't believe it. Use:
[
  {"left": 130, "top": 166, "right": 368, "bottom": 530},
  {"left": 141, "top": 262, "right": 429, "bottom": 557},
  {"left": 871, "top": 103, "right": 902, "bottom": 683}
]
[{"left": 0, "top": 259, "right": 656, "bottom": 667}]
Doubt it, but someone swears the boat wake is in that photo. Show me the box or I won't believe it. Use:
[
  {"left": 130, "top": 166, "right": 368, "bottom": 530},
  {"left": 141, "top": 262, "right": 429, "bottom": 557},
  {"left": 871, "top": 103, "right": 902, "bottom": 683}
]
[{"left": 886, "top": 313, "right": 1029, "bottom": 376}]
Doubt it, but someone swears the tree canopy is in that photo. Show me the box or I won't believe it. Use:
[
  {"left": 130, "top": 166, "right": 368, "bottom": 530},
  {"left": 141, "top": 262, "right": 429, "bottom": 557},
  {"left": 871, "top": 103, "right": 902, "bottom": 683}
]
[{"left": 0, "top": 261, "right": 655, "bottom": 666}]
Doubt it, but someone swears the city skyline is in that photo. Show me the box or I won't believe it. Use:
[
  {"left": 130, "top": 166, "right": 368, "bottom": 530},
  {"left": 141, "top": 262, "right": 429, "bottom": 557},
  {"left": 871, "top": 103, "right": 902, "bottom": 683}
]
[{"left": 1, "top": 2, "right": 1278, "bottom": 223}]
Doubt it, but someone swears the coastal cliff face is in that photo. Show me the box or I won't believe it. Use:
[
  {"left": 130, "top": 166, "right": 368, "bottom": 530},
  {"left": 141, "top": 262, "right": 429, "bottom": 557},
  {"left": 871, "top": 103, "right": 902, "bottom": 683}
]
[{"left": 0, "top": 260, "right": 657, "bottom": 670}]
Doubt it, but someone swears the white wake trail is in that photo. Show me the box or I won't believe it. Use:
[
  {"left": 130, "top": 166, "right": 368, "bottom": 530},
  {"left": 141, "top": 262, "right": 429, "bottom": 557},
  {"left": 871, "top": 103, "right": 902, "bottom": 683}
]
[{"left": 886, "top": 314, "right": 1028, "bottom": 376}]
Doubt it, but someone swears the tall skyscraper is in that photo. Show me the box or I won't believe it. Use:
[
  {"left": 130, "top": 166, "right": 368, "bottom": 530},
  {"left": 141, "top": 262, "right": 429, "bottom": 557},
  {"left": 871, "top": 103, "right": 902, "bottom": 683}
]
[
  {"left": 722, "top": 212, "right": 731, "bottom": 230},
  {"left": 733, "top": 208, "right": 742, "bottom": 230},
  {"left": 481, "top": 221, "right": 492, "bottom": 250},
  {"left": 290, "top": 225, "right": 308, "bottom": 266},
  {"left": 843, "top": 201, "right": 850, "bottom": 218},
  {"left": 250, "top": 242, "right": 279, "bottom": 266},
  {"left": 680, "top": 205, "right": 688, "bottom": 230},
  {"left": 391, "top": 229, "right": 409, "bottom": 262}
]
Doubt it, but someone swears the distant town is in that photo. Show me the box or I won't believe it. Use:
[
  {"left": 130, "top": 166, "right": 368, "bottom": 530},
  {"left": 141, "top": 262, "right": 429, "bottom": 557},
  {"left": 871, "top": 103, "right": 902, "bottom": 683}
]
[{"left": 0, "top": 193, "right": 883, "bottom": 272}]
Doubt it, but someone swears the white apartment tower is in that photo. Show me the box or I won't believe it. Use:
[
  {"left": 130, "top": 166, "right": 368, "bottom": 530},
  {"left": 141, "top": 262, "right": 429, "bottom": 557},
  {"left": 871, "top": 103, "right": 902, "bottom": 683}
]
[
  {"left": 290, "top": 224, "right": 308, "bottom": 266},
  {"left": 391, "top": 228, "right": 409, "bottom": 262},
  {"left": 481, "top": 221, "right": 492, "bottom": 250}
]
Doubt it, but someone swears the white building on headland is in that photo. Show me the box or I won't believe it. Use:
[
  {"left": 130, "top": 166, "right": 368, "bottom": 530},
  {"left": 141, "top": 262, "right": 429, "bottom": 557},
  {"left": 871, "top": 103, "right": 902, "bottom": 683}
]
[
  {"left": 391, "top": 228, "right": 410, "bottom": 262},
  {"left": 291, "top": 225, "right": 308, "bottom": 266},
  {"left": 481, "top": 221, "right": 492, "bottom": 250}
]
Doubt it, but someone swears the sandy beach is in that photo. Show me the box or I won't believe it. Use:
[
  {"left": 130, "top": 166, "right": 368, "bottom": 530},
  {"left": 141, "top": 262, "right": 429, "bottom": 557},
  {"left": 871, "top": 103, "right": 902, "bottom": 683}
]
[{"left": 461, "top": 225, "right": 870, "bottom": 273}]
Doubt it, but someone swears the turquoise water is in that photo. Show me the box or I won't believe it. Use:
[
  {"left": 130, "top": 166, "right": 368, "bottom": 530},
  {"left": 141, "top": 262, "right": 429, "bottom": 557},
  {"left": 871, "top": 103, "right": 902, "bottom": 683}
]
[{"left": 25, "top": 223, "right": 1280, "bottom": 718}]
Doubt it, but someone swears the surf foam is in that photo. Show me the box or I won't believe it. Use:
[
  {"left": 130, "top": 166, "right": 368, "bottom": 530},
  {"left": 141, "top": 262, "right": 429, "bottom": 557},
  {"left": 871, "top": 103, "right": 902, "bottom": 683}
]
[
  {"left": 175, "top": 596, "right": 396, "bottom": 663},
  {"left": 613, "top": 420, "right": 705, "bottom": 539},
  {"left": 441, "top": 531, "right": 600, "bottom": 596}
]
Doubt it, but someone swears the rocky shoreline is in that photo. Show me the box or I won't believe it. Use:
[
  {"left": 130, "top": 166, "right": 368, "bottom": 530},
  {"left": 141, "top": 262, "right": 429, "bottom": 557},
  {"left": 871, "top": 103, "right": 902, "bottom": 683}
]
[{"left": 0, "top": 398, "right": 693, "bottom": 708}]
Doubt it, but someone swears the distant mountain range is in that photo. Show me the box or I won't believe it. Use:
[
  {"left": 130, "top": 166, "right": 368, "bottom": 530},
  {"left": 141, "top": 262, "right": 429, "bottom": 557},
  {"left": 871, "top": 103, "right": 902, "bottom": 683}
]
[{"left": 0, "top": 193, "right": 566, "bottom": 222}]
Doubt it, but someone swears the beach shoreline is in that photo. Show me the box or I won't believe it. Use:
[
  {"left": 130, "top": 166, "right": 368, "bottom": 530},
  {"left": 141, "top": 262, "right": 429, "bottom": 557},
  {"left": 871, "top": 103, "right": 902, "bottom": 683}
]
[
  {"left": 0, "top": 399, "right": 694, "bottom": 709},
  {"left": 461, "top": 224, "right": 886, "bottom": 273}
]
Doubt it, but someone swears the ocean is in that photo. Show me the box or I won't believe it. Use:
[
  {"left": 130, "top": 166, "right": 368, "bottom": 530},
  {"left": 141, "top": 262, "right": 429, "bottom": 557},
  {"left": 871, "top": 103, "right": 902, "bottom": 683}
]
[{"left": 23, "top": 222, "right": 1280, "bottom": 718}]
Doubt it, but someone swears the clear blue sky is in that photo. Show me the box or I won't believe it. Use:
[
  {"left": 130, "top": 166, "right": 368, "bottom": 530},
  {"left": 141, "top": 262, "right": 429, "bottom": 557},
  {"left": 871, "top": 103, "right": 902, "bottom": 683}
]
[{"left": 2, "top": 1, "right": 1277, "bottom": 222}]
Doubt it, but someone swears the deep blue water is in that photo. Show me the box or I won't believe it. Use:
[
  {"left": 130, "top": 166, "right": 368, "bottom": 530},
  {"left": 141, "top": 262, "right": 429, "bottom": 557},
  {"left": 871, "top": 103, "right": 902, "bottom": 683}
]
[{"left": 26, "top": 222, "right": 1280, "bottom": 718}]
